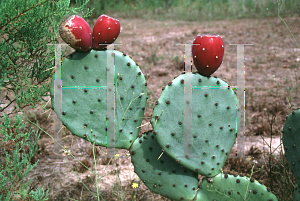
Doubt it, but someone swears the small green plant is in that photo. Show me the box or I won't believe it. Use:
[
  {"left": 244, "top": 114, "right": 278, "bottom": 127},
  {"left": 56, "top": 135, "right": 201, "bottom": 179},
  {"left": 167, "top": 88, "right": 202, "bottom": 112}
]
[
  {"left": 146, "top": 47, "right": 163, "bottom": 65},
  {"left": 0, "top": 113, "right": 49, "bottom": 201}
]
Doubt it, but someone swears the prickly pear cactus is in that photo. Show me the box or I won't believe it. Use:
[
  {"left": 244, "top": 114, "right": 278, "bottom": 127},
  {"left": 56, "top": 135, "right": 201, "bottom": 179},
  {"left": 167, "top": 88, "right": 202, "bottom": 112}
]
[
  {"left": 130, "top": 130, "right": 199, "bottom": 201},
  {"left": 51, "top": 21, "right": 278, "bottom": 199},
  {"left": 195, "top": 171, "right": 278, "bottom": 200},
  {"left": 50, "top": 49, "right": 147, "bottom": 149},
  {"left": 282, "top": 109, "right": 300, "bottom": 200},
  {"left": 151, "top": 73, "right": 241, "bottom": 177}
]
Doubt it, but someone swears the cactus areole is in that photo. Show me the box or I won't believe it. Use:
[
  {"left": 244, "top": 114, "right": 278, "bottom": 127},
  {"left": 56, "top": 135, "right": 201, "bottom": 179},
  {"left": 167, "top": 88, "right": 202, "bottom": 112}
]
[
  {"left": 92, "top": 14, "right": 121, "bottom": 50},
  {"left": 192, "top": 34, "right": 225, "bottom": 77},
  {"left": 59, "top": 15, "right": 92, "bottom": 52}
]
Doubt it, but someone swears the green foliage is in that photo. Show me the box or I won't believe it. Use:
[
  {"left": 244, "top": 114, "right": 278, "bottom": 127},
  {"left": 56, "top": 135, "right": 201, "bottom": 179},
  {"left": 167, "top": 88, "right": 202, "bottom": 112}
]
[
  {"left": 0, "top": 0, "right": 92, "bottom": 117},
  {"left": 0, "top": 113, "right": 48, "bottom": 201},
  {"left": 84, "top": 0, "right": 299, "bottom": 21},
  {"left": 0, "top": 0, "right": 92, "bottom": 200}
]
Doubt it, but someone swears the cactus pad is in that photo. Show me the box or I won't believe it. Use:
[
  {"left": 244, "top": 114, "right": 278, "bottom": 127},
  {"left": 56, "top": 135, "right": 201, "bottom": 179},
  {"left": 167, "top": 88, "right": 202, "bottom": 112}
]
[
  {"left": 151, "top": 73, "right": 241, "bottom": 177},
  {"left": 195, "top": 171, "right": 278, "bottom": 200},
  {"left": 294, "top": 184, "right": 300, "bottom": 201},
  {"left": 130, "top": 130, "right": 199, "bottom": 201},
  {"left": 282, "top": 109, "right": 300, "bottom": 198},
  {"left": 50, "top": 50, "right": 147, "bottom": 149}
]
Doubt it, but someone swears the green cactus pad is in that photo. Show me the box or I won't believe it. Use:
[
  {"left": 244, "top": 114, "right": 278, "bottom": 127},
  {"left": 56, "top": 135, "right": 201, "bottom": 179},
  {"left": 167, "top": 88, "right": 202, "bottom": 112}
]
[
  {"left": 195, "top": 171, "right": 278, "bottom": 200},
  {"left": 50, "top": 50, "right": 147, "bottom": 149},
  {"left": 282, "top": 109, "right": 300, "bottom": 193},
  {"left": 294, "top": 184, "right": 300, "bottom": 201},
  {"left": 130, "top": 130, "right": 199, "bottom": 201},
  {"left": 151, "top": 73, "right": 241, "bottom": 177}
]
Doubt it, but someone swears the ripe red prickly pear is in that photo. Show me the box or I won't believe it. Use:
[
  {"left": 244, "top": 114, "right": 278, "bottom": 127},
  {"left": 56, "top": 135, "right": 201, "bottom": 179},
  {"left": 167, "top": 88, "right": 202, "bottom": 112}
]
[
  {"left": 59, "top": 15, "right": 92, "bottom": 52},
  {"left": 92, "top": 14, "right": 120, "bottom": 50},
  {"left": 192, "top": 34, "right": 224, "bottom": 77}
]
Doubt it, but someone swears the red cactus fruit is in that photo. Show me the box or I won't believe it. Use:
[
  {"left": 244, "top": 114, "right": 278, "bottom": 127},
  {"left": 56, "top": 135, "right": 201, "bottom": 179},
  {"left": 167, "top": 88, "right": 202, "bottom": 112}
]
[
  {"left": 92, "top": 14, "right": 120, "bottom": 50},
  {"left": 59, "top": 15, "right": 92, "bottom": 52},
  {"left": 192, "top": 35, "right": 225, "bottom": 77}
]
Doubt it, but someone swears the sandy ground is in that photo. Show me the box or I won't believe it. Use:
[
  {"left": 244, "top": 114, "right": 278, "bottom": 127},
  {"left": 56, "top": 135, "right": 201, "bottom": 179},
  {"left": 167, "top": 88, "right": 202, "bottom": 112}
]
[{"left": 1, "top": 15, "right": 300, "bottom": 200}]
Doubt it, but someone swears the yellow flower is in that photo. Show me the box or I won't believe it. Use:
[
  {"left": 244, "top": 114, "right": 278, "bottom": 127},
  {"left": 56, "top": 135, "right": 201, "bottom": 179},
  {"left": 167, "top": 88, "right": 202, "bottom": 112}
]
[{"left": 132, "top": 183, "right": 139, "bottom": 188}]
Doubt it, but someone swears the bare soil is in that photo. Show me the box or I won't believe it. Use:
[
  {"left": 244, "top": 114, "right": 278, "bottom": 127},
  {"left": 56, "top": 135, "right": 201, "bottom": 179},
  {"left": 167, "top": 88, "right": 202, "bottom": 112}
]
[{"left": 1, "top": 16, "right": 300, "bottom": 200}]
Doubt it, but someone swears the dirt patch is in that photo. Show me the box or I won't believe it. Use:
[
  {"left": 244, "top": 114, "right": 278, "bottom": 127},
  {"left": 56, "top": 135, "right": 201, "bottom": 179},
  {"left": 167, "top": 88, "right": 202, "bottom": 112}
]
[{"left": 1, "top": 16, "right": 299, "bottom": 200}]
